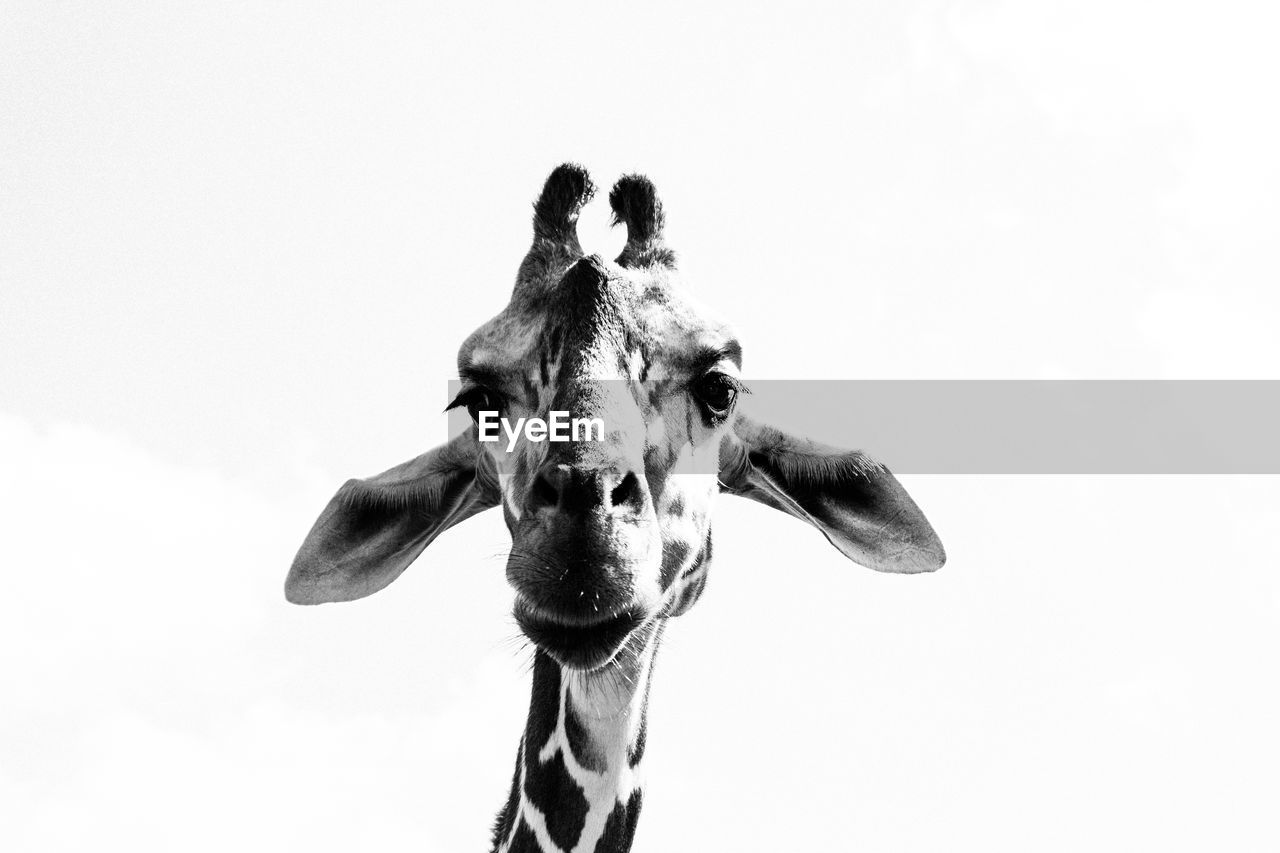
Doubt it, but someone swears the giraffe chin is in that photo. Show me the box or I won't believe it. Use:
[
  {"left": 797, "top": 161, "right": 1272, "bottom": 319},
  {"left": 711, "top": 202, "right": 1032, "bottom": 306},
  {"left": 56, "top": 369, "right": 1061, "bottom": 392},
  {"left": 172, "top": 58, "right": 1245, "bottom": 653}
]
[{"left": 513, "top": 597, "right": 650, "bottom": 671}]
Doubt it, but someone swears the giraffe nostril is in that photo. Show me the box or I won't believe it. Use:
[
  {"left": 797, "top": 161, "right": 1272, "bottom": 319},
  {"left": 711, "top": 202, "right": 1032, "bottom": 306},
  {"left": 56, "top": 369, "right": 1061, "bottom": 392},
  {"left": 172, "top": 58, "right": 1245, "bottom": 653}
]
[{"left": 609, "top": 471, "right": 644, "bottom": 513}]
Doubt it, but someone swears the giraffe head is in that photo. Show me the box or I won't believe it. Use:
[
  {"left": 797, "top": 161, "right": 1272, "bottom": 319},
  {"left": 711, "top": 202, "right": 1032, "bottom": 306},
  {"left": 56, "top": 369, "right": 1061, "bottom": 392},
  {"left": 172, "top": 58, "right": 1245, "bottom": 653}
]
[{"left": 286, "top": 164, "right": 945, "bottom": 671}]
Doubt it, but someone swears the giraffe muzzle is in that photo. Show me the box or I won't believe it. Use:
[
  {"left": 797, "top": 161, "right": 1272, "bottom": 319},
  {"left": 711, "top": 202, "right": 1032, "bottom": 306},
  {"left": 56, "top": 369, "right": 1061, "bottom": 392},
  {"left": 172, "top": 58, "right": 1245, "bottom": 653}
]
[{"left": 513, "top": 594, "right": 650, "bottom": 671}]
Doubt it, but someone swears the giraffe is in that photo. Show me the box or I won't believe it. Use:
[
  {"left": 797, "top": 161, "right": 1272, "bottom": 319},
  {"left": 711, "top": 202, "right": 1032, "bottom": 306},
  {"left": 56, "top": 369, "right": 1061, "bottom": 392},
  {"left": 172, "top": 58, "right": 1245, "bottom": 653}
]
[{"left": 285, "top": 164, "right": 945, "bottom": 852}]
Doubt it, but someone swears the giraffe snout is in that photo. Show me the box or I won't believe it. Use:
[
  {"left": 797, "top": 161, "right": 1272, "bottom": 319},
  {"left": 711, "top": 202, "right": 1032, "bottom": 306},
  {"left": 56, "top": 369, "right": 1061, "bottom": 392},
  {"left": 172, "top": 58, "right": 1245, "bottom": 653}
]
[
  {"left": 524, "top": 462, "right": 650, "bottom": 520},
  {"left": 506, "top": 459, "right": 663, "bottom": 638}
]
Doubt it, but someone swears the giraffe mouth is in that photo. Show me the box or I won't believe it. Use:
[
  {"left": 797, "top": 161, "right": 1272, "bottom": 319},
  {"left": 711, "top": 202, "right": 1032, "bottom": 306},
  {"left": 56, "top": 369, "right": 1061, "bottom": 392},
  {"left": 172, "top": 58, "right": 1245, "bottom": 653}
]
[{"left": 513, "top": 597, "right": 648, "bottom": 671}]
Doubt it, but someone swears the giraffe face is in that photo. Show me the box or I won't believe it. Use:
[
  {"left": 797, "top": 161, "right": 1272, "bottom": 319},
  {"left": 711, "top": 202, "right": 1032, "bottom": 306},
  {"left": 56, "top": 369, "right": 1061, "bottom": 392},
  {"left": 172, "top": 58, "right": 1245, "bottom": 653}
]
[
  {"left": 286, "top": 164, "right": 945, "bottom": 675},
  {"left": 453, "top": 255, "right": 740, "bottom": 670}
]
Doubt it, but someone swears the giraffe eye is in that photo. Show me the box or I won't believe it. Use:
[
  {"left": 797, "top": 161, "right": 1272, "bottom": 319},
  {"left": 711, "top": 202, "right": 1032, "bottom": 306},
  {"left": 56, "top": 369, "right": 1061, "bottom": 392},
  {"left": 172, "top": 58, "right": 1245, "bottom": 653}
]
[{"left": 692, "top": 372, "right": 740, "bottom": 417}]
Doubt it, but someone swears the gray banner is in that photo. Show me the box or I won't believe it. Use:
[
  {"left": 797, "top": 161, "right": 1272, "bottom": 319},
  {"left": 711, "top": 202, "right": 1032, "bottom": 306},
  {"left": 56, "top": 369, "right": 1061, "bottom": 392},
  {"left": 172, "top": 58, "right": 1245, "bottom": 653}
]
[{"left": 445, "top": 381, "right": 1280, "bottom": 474}]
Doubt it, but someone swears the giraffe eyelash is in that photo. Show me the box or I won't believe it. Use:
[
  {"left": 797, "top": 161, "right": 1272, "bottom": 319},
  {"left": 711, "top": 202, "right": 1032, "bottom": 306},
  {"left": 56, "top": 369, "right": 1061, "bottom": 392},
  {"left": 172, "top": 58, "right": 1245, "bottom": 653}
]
[
  {"left": 444, "top": 388, "right": 478, "bottom": 413},
  {"left": 692, "top": 372, "right": 748, "bottom": 423},
  {"left": 446, "top": 386, "right": 503, "bottom": 419}
]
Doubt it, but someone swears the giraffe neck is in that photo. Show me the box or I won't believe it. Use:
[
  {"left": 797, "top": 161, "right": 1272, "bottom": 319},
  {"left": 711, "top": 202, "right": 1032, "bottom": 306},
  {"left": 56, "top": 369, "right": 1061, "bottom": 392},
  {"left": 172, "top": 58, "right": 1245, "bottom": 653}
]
[{"left": 491, "top": 623, "right": 663, "bottom": 853}]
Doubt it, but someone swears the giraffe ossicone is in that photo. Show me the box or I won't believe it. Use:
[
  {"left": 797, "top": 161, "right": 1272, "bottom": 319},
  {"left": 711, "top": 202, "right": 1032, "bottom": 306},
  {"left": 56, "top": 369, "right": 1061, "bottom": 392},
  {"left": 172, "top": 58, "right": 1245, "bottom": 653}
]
[{"left": 286, "top": 163, "right": 945, "bottom": 852}]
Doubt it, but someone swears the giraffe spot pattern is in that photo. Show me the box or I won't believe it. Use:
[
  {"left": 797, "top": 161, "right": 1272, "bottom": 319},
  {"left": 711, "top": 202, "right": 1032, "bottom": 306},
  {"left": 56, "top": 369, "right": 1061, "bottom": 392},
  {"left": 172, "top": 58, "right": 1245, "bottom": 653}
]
[
  {"left": 666, "top": 533, "right": 712, "bottom": 618},
  {"left": 508, "top": 819, "right": 541, "bottom": 852},
  {"left": 564, "top": 689, "right": 606, "bottom": 773},
  {"left": 523, "top": 747, "right": 589, "bottom": 851},
  {"left": 594, "top": 789, "right": 643, "bottom": 853},
  {"left": 627, "top": 716, "right": 646, "bottom": 769}
]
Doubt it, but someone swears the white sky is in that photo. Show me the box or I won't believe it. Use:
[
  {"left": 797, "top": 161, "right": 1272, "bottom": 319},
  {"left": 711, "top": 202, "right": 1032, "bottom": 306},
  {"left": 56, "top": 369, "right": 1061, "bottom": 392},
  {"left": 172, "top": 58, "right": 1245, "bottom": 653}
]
[{"left": 2, "top": 1, "right": 1278, "bottom": 850}]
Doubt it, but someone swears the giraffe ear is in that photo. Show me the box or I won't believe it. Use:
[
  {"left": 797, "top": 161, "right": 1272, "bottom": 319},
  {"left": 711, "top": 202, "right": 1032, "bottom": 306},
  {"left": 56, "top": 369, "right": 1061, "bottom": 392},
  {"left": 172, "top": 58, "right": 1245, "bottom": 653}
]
[
  {"left": 719, "top": 415, "right": 945, "bottom": 573},
  {"left": 285, "top": 429, "right": 501, "bottom": 604}
]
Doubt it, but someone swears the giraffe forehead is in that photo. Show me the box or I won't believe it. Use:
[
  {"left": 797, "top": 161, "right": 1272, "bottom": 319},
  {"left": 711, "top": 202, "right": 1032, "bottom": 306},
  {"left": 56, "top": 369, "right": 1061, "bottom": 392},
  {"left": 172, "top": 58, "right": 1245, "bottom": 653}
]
[{"left": 460, "top": 268, "right": 735, "bottom": 376}]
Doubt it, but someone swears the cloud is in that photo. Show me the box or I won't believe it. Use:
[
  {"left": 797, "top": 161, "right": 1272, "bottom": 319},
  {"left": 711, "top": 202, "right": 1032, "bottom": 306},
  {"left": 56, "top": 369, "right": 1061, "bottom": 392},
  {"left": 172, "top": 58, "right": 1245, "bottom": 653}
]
[{"left": 0, "top": 414, "right": 527, "bottom": 851}]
